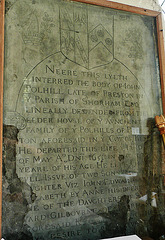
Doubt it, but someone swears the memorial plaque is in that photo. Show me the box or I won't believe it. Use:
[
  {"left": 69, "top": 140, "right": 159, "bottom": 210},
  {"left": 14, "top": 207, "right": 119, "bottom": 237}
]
[{"left": 2, "top": 0, "right": 165, "bottom": 239}]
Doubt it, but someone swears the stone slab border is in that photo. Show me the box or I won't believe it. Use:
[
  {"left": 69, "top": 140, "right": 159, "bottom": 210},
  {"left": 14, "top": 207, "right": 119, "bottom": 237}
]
[{"left": 0, "top": 0, "right": 165, "bottom": 238}]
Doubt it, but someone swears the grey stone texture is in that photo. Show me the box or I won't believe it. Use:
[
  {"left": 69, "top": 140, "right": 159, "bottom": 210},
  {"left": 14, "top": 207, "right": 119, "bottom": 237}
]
[{"left": 2, "top": 0, "right": 165, "bottom": 239}]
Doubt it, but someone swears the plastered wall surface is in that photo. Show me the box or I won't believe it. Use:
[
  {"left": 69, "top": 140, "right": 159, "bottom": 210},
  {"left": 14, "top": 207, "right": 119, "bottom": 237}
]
[{"left": 108, "top": 0, "right": 161, "bottom": 11}]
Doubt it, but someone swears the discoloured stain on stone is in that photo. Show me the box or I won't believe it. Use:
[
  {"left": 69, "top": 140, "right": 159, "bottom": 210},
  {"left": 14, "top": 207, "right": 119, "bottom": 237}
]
[
  {"left": 100, "top": 195, "right": 130, "bottom": 238},
  {"left": 2, "top": 0, "right": 165, "bottom": 239},
  {"left": 137, "top": 119, "right": 165, "bottom": 239},
  {"left": 2, "top": 125, "right": 36, "bottom": 239},
  {"left": 5, "top": 1, "right": 12, "bottom": 13}
]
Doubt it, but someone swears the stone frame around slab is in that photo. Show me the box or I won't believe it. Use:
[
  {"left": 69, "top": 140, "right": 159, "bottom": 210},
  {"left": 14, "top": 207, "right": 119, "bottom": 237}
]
[{"left": 0, "top": 0, "right": 165, "bottom": 239}]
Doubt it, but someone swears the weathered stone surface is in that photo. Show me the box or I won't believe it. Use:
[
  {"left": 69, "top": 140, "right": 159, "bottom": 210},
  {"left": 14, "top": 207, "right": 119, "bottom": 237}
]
[{"left": 3, "top": 0, "right": 165, "bottom": 239}]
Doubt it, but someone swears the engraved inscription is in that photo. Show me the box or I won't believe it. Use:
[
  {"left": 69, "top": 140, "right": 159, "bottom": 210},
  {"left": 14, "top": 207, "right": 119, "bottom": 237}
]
[{"left": 3, "top": 0, "right": 164, "bottom": 240}]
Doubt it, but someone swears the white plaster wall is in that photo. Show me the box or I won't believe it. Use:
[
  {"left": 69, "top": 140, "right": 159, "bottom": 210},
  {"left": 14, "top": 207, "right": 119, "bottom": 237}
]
[{"left": 107, "top": 0, "right": 161, "bottom": 11}]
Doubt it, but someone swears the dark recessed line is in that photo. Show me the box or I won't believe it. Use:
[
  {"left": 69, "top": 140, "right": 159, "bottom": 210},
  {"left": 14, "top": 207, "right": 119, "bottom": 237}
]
[
  {"left": 61, "top": 51, "right": 114, "bottom": 70},
  {"left": 26, "top": 51, "right": 61, "bottom": 77},
  {"left": 89, "top": 41, "right": 112, "bottom": 54},
  {"left": 60, "top": 28, "right": 79, "bottom": 33},
  {"left": 75, "top": 35, "right": 88, "bottom": 61},
  {"left": 73, "top": 4, "right": 76, "bottom": 62},
  {"left": 59, "top": 8, "right": 62, "bottom": 52},
  {"left": 60, "top": 51, "right": 89, "bottom": 70},
  {"left": 87, "top": 6, "right": 89, "bottom": 69},
  {"left": 62, "top": 9, "right": 74, "bottom": 30},
  {"left": 89, "top": 23, "right": 104, "bottom": 34},
  {"left": 88, "top": 59, "right": 114, "bottom": 70},
  {"left": 114, "top": 58, "right": 139, "bottom": 83},
  {"left": 89, "top": 23, "right": 101, "bottom": 33},
  {"left": 113, "top": 15, "right": 114, "bottom": 58},
  {"left": 89, "top": 23, "right": 113, "bottom": 39}
]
